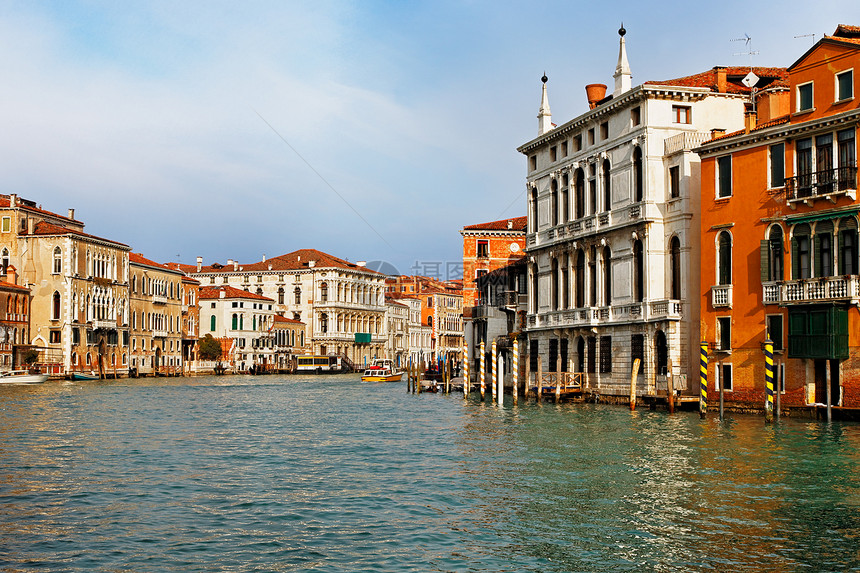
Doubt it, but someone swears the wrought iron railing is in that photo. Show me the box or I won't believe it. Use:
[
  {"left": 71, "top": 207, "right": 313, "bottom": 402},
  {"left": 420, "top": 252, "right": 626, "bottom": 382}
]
[{"left": 784, "top": 165, "right": 857, "bottom": 201}]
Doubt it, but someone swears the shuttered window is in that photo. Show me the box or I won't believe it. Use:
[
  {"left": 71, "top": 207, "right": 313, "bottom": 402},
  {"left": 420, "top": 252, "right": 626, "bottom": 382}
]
[{"left": 717, "top": 155, "right": 732, "bottom": 198}]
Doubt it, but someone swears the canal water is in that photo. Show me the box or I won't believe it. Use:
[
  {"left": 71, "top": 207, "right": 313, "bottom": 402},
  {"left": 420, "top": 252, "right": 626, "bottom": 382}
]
[{"left": 1, "top": 375, "right": 859, "bottom": 572}]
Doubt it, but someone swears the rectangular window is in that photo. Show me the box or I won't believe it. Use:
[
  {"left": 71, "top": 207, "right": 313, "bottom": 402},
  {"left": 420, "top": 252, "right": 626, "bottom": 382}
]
[
  {"left": 476, "top": 240, "right": 489, "bottom": 258},
  {"left": 715, "top": 363, "right": 733, "bottom": 391},
  {"left": 669, "top": 166, "right": 680, "bottom": 198},
  {"left": 548, "top": 339, "right": 558, "bottom": 372},
  {"left": 72, "top": 328, "right": 80, "bottom": 344},
  {"left": 600, "top": 122, "right": 609, "bottom": 140},
  {"left": 529, "top": 155, "right": 537, "bottom": 171},
  {"left": 770, "top": 143, "right": 785, "bottom": 188},
  {"left": 587, "top": 128, "right": 595, "bottom": 146},
  {"left": 672, "top": 105, "right": 691, "bottom": 124},
  {"left": 717, "top": 155, "right": 732, "bottom": 198},
  {"left": 599, "top": 336, "right": 612, "bottom": 373},
  {"left": 631, "top": 334, "right": 644, "bottom": 374},
  {"left": 1, "top": 217, "right": 9, "bottom": 233},
  {"left": 798, "top": 82, "right": 813, "bottom": 112},
  {"left": 767, "top": 314, "right": 784, "bottom": 351},
  {"left": 837, "top": 69, "right": 853, "bottom": 102},
  {"left": 573, "top": 134, "right": 582, "bottom": 152},
  {"left": 561, "top": 141, "right": 568, "bottom": 157},
  {"left": 587, "top": 336, "right": 596, "bottom": 373},
  {"left": 631, "top": 106, "right": 641, "bottom": 126},
  {"left": 49, "top": 330, "right": 61, "bottom": 344},
  {"left": 717, "top": 316, "right": 731, "bottom": 351},
  {"left": 550, "top": 146, "right": 557, "bottom": 162},
  {"left": 529, "top": 340, "right": 538, "bottom": 372}
]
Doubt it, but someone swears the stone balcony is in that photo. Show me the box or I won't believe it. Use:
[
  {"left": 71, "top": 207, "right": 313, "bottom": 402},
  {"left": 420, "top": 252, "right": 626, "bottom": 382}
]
[
  {"left": 152, "top": 294, "right": 168, "bottom": 305},
  {"left": 711, "top": 285, "right": 732, "bottom": 308},
  {"left": 763, "top": 276, "right": 860, "bottom": 305},
  {"left": 526, "top": 202, "right": 656, "bottom": 251},
  {"left": 526, "top": 299, "right": 682, "bottom": 330},
  {"left": 91, "top": 319, "right": 117, "bottom": 330}
]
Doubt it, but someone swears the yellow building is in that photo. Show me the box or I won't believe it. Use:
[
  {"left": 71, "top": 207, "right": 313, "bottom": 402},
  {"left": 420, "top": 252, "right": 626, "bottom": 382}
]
[{"left": 129, "top": 253, "right": 184, "bottom": 375}]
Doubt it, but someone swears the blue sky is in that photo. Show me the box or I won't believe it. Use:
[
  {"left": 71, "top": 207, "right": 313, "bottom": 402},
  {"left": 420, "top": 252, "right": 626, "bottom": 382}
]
[{"left": 1, "top": 1, "right": 856, "bottom": 277}]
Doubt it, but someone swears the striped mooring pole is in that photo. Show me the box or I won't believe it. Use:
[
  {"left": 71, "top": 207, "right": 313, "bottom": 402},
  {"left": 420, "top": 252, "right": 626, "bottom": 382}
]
[
  {"left": 699, "top": 341, "right": 708, "bottom": 419},
  {"left": 512, "top": 338, "right": 519, "bottom": 406},
  {"left": 491, "top": 339, "right": 498, "bottom": 402},
  {"left": 479, "top": 340, "right": 486, "bottom": 400},
  {"left": 463, "top": 343, "right": 469, "bottom": 398},
  {"left": 764, "top": 338, "right": 774, "bottom": 423}
]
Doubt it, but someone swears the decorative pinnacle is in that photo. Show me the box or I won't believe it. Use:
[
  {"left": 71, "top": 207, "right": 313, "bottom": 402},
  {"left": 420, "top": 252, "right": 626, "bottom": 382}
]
[
  {"left": 619, "top": 23, "right": 626, "bottom": 37},
  {"left": 541, "top": 71, "right": 548, "bottom": 84}
]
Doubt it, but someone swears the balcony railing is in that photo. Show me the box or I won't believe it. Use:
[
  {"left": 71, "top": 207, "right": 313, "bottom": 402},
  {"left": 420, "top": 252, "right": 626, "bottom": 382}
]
[
  {"left": 784, "top": 165, "right": 857, "bottom": 202},
  {"left": 497, "top": 291, "right": 527, "bottom": 309},
  {"left": 711, "top": 285, "right": 732, "bottom": 308},
  {"left": 153, "top": 329, "right": 168, "bottom": 338},
  {"left": 152, "top": 294, "right": 168, "bottom": 305},
  {"left": 763, "top": 276, "right": 860, "bottom": 305},
  {"left": 91, "top": 319, "right": 117, "bottom": 330},
  {"left": 525, "top": 299, "right": 682, "bottom": 329}
]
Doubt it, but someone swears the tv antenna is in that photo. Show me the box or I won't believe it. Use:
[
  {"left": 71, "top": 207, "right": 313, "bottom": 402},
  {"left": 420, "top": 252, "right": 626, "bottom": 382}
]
[
  {"left": 794, "top": 33, "right": 816, "bottom": 45},
  {"left": 731, "top": 34, "right": 760, "bottom": 111}
]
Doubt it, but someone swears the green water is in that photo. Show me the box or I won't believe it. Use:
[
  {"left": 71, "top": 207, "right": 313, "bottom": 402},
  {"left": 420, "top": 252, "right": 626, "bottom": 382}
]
[{"left": 0, "top": 374, "right": 858, "bottom": 571}]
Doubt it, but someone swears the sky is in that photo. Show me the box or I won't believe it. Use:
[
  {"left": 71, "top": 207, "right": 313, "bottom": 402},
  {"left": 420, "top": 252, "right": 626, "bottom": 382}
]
[{"left": 1, "top": 1, "right": 857, "bottom": 278}]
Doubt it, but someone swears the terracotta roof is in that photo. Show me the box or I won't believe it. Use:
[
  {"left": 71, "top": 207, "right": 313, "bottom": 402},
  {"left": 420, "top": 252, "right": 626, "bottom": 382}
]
[
  {"left": 129, "top": 252, "right": 183, "bottom": 274},
  {"left": 706, "top": 114, "right": 790, "bottom": 143},
  {"left": 384, "top": 292, "right": 420, "bottom": 301},
  {"left": 180, "top": 276, "right": 200, "bottom": 285},
  {"left": 384, "top": 296, "right": 409, "bottom": 307},
  {"left": 0, "top": 194, "right": 80, "bottom": 224},
  {"left": 645, "top": 66, "right": 789, "bottom": 94},
  {"left": 198, "top": 286, "right": 275, "bottom": 302},
  {"left": 194, "top": 249, "right": 382, "bottom": 275},
  {"left": 835, "top": 24, "right": 860, "bottom": 38},
  {"left": 28, "top": 221, "right": 129, "bottom": 248},
  {"left": 825, "top": 35, "right": 860, "bottom": 46},
  {"left": 0, "top": 280, "right": 28, "bottom": 292},
  {"left": 273, "top": 315, "right": 304, "bottom": 325},
  {"left": 463, "top": 216, "right": 527, "bottom": 232}
]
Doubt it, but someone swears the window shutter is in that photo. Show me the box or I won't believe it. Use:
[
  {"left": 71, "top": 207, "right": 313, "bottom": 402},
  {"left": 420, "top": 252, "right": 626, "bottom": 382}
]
[
  {"left": 760, "top": 240, "right": 770, "bottom": 282},
  {"left": 814, "top": 235, "right": 821, "bottom": 277},
  {"left": 791, "top": 237, "right": 799, "bottom": 279}
]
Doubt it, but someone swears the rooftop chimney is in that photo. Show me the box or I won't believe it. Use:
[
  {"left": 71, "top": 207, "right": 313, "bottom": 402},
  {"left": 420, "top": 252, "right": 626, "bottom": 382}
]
[
  {"left": 710, "top": 128, "right": 726, "bottom": 139},
  {"left": 227, "top": 259, "right": 234, "bottom": 266},
  {"left": 357, "top": 261, "right": 367, "bottom": 267},
  {"left": 714, "top": 66, "right": 727, "bottom": 93},
  {"left": 6, "top": 265, "right": 17, "bottom": 286},
  {"left": 196, "top": 256, "right": 202, "bottom": 272},
  {"left": 68, "top": 208, "right": 75, "bottom": 220},
  {"left": 308, "top": 260, "right": 316, "bottom": 268},
  {"left": 233, "top": 261, "right": 239, "bottom": 271},
  {"left": 27, "top": 218, "right": 34, "bottom": 235},
  {"left": 744, "top": 107, "right": 757, "bottom": 133},
  {"left": 9, "top": 194, "right": 16, "bottom": 207},
  {"left": 219, "top": 288, "right": 226, "bottom": 298},
  {"left": 262, "top": 254, "right": 266, "bottom": 262},
  {"left": 586, "top": 84, "right": 608, "bottom": 109},
  {"left": 507, "top": 220, "right": 514, "bottom": 229}
]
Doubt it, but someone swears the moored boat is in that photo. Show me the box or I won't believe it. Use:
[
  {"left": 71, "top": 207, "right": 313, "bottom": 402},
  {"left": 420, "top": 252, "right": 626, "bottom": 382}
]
[
  {"left": 360, "top": 359, "right": 403, "bottom": 382},
  {"left": 0, "top": 370, "right": 49, "bottom": 385},
  {"left": 71, "top": 372, "right": 99, "bottom": 381}
]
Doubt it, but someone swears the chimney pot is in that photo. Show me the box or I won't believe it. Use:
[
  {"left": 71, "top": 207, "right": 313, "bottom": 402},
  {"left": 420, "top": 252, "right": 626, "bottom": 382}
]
[
  {"left": 585, "top": 84, "right": 608, "bottom": 109},
  {"left": 68, "top": 208, "right": 75, "bottom": 220},
  {"left": 744, "top": 108, "right": 757, "bottom": 133},
  {"left": 233, "top": 261, "right": 239, "bottom": 271},
  {"left": 27, "top": 218, "right": 34, "bottom": 235},
  {"left": 711, "top": 128, "right": 726, "bottom": 139},
  {"left": 714, "top": 66, "right": 727, "bottom": 93},
  {"left": 196, "top": 256, "right": 202, "bottom": 272},
  {"left": 9, "top": 194, "right": 16, "bottom": 207}
]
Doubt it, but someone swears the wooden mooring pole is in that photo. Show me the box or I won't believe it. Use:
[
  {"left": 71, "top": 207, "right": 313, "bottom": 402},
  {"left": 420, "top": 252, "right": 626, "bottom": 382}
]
[
  {"left": 699, "top": 341, "right": 708, "bottom": 420},
  {"left": 536, "top": 358, "right": 542, "bottom": 403},
  {"left": 764, "top": 339, "right": 774, "bottom": 424},
  {"left": 775, "top": 360, "right": 781, "bottom": 420},
  {"left": 479, "top": 341, "right": 486, "bottom": 401},
  {"left": 667, "top": 359, "right": 675, "bottom": 414},
  {"left": 512, "top": 338, "right": 519, "bottom": 406},
  {"left": 491, "top": 340, "right": 497, "bottom": 403},
  {"left": 630, "top": 358, "right": 640, "bottom": 411},
  {"left": 463, "top": 343, "right": 469, "bottom": 398}
]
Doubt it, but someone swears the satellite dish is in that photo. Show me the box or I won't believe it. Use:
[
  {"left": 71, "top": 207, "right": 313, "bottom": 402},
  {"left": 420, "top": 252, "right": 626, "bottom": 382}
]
[{"left": 742, "top": 71, "right": 760, "bottom": 88}]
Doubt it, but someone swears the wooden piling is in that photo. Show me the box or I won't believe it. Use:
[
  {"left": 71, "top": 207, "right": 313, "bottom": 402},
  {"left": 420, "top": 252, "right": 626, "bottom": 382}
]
[
  {"left": 536, "top": 358, "right": 542, "bottom": 402},
  {"left": 630, "top": 358, "right": 640, "bottom": 410},
  {"left": 667, "top": 359, "right": 675, "bottom": 414},
  {"left": 463, "top": 343, "right": 469, "bottom": 398},
  {"left": 524, "top": 351, "right": 530, "bottom": 403},
  {"left": 491, "top": 340, "right": 497, "bottom": 403},
  {"left": 719, "top": 360, "right": 724, "bottom": 422},
  {"left": 512, "top": 338, "right": 519, "bottom": 406},
  {"left": 825, "top": 361, "right": 832, "bottom": 423},
  {"left": 479, "top": 341, "right": 486, "bottom": 400},
  {"left": 775, "top": 360, "right": 781, "bottom": 420},
  {"left": 496, "top": 352, "right": 503, "bottom": 406},
  {"left": 555, "top": 352, "right": 561, "bottom": 403}
]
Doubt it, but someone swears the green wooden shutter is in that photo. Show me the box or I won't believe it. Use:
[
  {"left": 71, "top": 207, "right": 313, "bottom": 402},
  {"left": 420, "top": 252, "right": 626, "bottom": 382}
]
[
  {"left": 791, "top": 237, "right": 799, "bottom": 279},
  {"left": 814, "top": 235, "right": 822, "bottom": 277},
  {"left": 760, "top": 240, "right": 770, "bottom": 282}
]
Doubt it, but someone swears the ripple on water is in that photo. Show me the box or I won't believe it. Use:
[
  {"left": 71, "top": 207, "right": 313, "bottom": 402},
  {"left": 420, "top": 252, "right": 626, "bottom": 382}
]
[{"left": 0, "top": 376, "right": 859, "bottom": 571}]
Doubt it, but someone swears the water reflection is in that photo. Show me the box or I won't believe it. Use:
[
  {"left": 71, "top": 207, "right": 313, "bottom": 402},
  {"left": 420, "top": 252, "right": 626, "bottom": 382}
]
[{"left": 0, "top": 378, "right": 858, "bottom": 571}]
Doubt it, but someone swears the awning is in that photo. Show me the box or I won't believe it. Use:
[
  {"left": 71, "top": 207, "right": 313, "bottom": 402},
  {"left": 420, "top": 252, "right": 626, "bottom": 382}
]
[{"left": 785, "top": 207, "right": 860, "bottom": 225}]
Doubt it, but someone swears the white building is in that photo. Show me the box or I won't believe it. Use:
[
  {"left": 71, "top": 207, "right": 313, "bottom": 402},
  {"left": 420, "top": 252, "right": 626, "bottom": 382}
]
[
  {"left": 191, "top": 249, "right": 387, "bottom": 369},
  {"left": 384, "top": 298, "right": 408, "bottom": 367},
  {"left": 519, "top": 27, "right": 787, "bottom": 397},
  {"left": 199, "top": 285, "right": 276, "bottom": 372}
]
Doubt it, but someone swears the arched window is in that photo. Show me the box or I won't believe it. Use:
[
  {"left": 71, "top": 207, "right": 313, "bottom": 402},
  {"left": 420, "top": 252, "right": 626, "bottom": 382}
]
[
  {"left": 294, "top": 287, "right": 301, "bottom": 304},
  {"left": 550, "top": 258, "right": 559, "bottom": 310},
  {"left": 589, "top": 245, "right": 597, "bottom": 306},
  {"left": 655, "top": 331, "right": 668, "bottom": 376},
  {"left": 210, "top": 315, "right": 216, "bottom": 332},
  {"left": 575, "top": 248, "right": 586, "bottom": 308},
  {"left": 633, "top": 147, "right": 643, "bottom": 202},
  {"left": 320, "top": 282, "right": 328, "bottom": 302},
  {"left": 603, "top": 247, "right": 612, "bottom": 305},
  {"left": 815, "top": 220, "right": 834, "bottom": 278},
  {"left": 765, "top": 225, "right": 784, "bottom": 282},
  {"left": 232, "top": 314, "right": 238, "bottom": 330},
  {"left": 52, "top": 291, "right": 61, "bottom": 320},
  {"left": 278, "top": 287, "right": 284, "bottom": 304},
  {"left": 574, "top": 168, "right": 585, "bottom": 219},
  {"left": 634, "top": 240, "right": 644, "bottom": 302},
  {"left": 670, "top": 237, "right": 681, "bottom": 299},
  {"left": 561, "top": 253, "right": 570, "bottom": 309},
  {"left": 53, "top": 247, "right": 62, "bottom": 274},
  {"left": 718, "top": 231, "right": 732, "bottom": 285},
  {"left": 132, "top": 275, "right": 137, "bottom": 293},
  {"left": 1, "top": 248, "right": 8, "bottom": 273},
  {"left": 576, "top": 336, "right": 585, "bottom": 373},
  {"left": 561, "top": 173, "right": 569, "bottom": 222},
  {"left": 551, "top": 179, "right": 558, "bottom": 226},
  {"left": 791, "top": 224, "right": 811, "bottom": 279},
  {"left": 602, "top": 159, "right": 611, "bottom": 212},
  {"left": 427, "top": 316, "right": 433, "bottom": 327},
  {"left": 529, "top": 187, "right": 538, "bottom": 233}
]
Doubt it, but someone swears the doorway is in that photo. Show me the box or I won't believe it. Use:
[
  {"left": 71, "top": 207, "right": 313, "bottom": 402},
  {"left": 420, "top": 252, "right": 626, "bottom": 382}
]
[{"left": 814, "top": 359, "right": 840, "bottom": 405}]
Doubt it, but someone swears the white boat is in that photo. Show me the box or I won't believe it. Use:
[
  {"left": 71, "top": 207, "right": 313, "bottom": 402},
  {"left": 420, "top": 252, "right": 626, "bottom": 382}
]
[
  {"left": 360, "top": 359, "right": 403, "bottom": 382},
  {"left": 0, "top": 370, "right": 49, "bottom": 385}
]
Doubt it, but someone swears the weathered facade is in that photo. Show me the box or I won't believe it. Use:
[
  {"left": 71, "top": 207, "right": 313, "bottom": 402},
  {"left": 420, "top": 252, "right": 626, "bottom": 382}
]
[
  {"left": 0, "top": 267, "right": 30, "bottom": 371},
  {"left": 199, "top": 285, "right": 276, "bottom": 372},
  {"left": 697, "top": 25, "right": 860, "bottom": 410}
]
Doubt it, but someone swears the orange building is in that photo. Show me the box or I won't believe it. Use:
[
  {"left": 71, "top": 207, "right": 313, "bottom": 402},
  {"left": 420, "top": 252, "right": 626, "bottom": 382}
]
[
  {"left": 697, "top": 25, "right": 859, "bottom": 412},
  {"left": 460, "top": 216, "right": 527, "bottom": 310}
]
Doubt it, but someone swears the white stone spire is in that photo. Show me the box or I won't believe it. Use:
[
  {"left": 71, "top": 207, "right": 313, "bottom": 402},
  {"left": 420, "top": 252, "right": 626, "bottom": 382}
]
[
  {"left": 538, "top": 73, "right": 552, "bottom": 136},
  {"left": 613, "top": 24, "right": 632, "bottom": 97}
]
